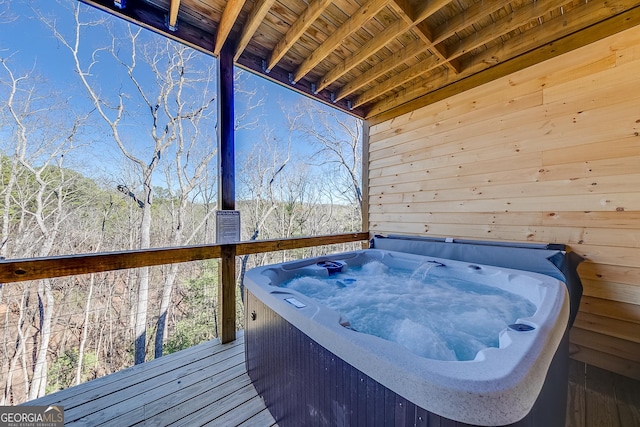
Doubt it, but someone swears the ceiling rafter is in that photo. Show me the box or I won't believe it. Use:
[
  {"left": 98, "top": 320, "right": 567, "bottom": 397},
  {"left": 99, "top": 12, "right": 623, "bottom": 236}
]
[
  {"left": 336, "top": 0, "right": 512, "bottom": 102},
  {"left": 430, "top": 0, "right": 515, "bottom": 45},
  {"left": 457, "top": 0, "right": 640, "bottom": 72},
  {"left": 448, "top": 0, "right": 572, "bottom": 62},
  {"left": 79, "top": 0, "right": 640, "bottom": 120},
  {"left": 388, "top": 0, "right": 415, "bottom": 23},
  {"left": 335, "top": 38, "right": 430, "bottom": 101},
  {"left": 168, "top": 0, "right": 180, "bottom": 29},
  {"left": 411, "top": 0, "right": 461, "bottom": 73},
  {"left": 234, "top": 0, "right": 277, "bottom": 61},
  {"left": 412, "top": 0, "right": 454, "bottom": 22},
  {"left": 292, "top": 0, "right": 391, "bottom": 84},
  {"left": 316, "top": 18, "right": 410, "bottom": 93},
  {"left": 353, "top": 53, "right": 442, "bottom": 108},
  {"left": 414, "top": 22, "right": 460, "bottom": 73},
  {"left": 354, "top": 0, "right": 575, "bottom": 108},
  {"left": 316, "top": 0, "right": 467, "bottom": 97},
  {"left": 266, "top": 0, "right": 333, "bottom": 72},
  {"left": 367, "top": 0, "right": 640, "bottom": 117},
  {"left": 214, "top": 0, "right": 247, "bottom": 55}
]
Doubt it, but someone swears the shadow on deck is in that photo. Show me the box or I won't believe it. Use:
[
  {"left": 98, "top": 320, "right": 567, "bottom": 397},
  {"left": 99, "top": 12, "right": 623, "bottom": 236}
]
[{"left": 22, "top": 331, "right": 640, "bottom": 427}]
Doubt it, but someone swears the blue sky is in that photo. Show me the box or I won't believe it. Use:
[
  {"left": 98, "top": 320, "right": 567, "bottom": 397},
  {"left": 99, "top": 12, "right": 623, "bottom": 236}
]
[
  {"left": 0, "top": 0, "right": 360, "bottom": 205},
  {"left": 1, "top": 1, "right": 332, "bottom": 154}
]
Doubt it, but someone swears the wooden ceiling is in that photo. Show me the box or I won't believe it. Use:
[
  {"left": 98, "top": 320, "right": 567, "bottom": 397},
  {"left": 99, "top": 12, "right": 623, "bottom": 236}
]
[{"left": 81, "top": 0, "right": 640, "bottom": 121}]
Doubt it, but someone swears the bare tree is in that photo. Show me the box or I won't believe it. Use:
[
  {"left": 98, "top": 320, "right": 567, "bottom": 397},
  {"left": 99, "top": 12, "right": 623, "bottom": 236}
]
[
  {"left": 46, "top": 3, "right": 218, "bottom": 364},
  {"left": 292, "top": 99, "right": 363, "bottom": 213},
  {"left": 0, "top": 55, "right": 28, "bottom": 261},
  {"left": 154, "top": 119, "right": 218, "bottom": 358},
  {"left": 0, "top": 54, "right": 89, "bottom": 401},
  {"left": 0, "top": 0, "right": 14, "bottom": 24},
  {"left": 236, "top": 117, "right": 298, "bottom": 296},
  {"left": 75, "top": 199, "right": 114, "bottom": 385}
]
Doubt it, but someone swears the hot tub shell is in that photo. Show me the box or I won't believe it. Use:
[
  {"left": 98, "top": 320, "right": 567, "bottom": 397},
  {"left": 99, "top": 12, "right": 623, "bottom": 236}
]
[{"left": 245, "top": 237, "right": 582, "bottom": 426}]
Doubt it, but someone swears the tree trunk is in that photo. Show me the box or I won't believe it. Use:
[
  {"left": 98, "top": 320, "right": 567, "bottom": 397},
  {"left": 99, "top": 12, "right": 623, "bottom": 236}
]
[
  {"left": 154, "top": 263, "right": 179, "bottom": 358},
  {"left": 134, "top": 183, "right": 153, "bottom": 365},
  {"left": 28, "top": 279, "right": 54, "bottom": 400},
  {"left": 76, "top": 273, "right": 95, "bottom": 385}
]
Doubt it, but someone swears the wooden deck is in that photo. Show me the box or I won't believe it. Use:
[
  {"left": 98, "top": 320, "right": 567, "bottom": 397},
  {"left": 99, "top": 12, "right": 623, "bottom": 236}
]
[
  {"left": 23, "top": 331, "right": 277, "bottom": 426},
  {"left": 567, "top": 359, "right": 640, "bottom": 427},
  {"left": 22, "top": 332, "right": 640, "bottom": 427}
]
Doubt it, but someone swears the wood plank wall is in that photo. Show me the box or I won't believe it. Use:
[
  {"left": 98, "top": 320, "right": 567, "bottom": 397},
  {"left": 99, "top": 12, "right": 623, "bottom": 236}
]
[{"left": 368, "top": 25, "right": 640, "bottom": 380}]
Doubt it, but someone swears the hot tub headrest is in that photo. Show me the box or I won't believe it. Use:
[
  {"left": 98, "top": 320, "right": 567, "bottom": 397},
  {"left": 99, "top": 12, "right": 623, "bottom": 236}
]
[{"left": 370, "top": 235, "right": 584, "bottom": 328}]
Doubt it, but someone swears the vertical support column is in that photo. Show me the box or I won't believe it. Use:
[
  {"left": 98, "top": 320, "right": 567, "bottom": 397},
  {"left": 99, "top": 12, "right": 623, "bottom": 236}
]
[
  {"left": 217, "top": 42, "right": 236, "bottom": 344},
  {"left": 361, "top": 120, "right": 370, "bottom": 248}
]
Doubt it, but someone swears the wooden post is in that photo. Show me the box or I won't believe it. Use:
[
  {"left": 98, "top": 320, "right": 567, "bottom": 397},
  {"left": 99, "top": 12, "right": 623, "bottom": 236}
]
[
  {"left": 361, "top": 120, "right": 370, "bottom": 248},
  {"left": 217, "top": 41, "right": 236, "bottom": 344}
]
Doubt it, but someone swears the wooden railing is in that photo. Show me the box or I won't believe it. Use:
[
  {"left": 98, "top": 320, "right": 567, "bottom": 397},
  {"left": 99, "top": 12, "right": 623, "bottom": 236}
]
[
  {"left": 0, "top": 232, "right": 369, "bottom": 283},
  {"left": 0, "top": 232, "right": 370, "bottom": 341}
]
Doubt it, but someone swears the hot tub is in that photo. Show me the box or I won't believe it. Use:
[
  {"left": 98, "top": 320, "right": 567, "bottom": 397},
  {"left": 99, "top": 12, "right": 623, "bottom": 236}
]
[{"left": 245, "top": 238, "right": 582, "bottom": 426}]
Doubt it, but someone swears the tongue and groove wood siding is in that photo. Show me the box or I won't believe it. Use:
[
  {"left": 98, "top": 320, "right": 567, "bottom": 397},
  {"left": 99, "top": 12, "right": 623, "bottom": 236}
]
[{"left": 368, "top": 25, "right": 640, "bottom": 380}]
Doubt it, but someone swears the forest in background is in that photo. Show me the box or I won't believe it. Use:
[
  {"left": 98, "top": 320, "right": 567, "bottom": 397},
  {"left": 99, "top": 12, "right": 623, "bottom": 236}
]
[{"left": 0, "top": 0, "right": 362, "bottom": 404}]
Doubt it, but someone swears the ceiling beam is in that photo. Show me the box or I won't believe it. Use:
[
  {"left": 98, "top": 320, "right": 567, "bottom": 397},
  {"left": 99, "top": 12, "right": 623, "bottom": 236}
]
[
  {"left": 266, "top": 0, "right": 332, "bottom": 72},
  {"left": 459, "top": 0, "right": 640, "bottom": 71},
  {"left": 366, "top": 0, "right": 640, "bottom": 121},
  {"left": 316, "top": 18, "right": 410, "bottom": 92},
  {"left": 388, "top": 0, "right": 415, "bottom": 23},
  {"left": 81, "top": 0, "right": 640, "bottom": 121},
  {"left": 236, "top": 49, "right": 367, "bottom": 117},
  {"left": 335, "top": 38, "right": 430, "bottom": 101},
  {"left": 79, "top": 0, "right": 215, "bottom": 52},
  {"left": 430, "top": 0, "right": 514, "bottom": 45},
  {"left": 447, "top": 0, "right": 571, "bottom": 61},
  {"left": 234, "top": 0, "right": 278, "bottom": 61},
  {"left": 405, "top": 0, "right": 466, "bottom": 74},
  {"left": 353, "top": 53, "right": 441, "bottom": 108},
  {"left": 292, "top": 0, "right": 391, "bottom": 83},
  {"left": 167, "top": 0, "right": 180, "bottom": 29},
  {"left": 316, "top": 0, "right": 462, "bottom": 95},
  {"left": 383, "top": 0, "right": 459, "bottom": 74},
  {"left": 413, "top": 0, "right": 454, "bottom": 22},
  {"left": 214, "top": 0, "right": 247, "bottom": 56},
  {"left": 336, "top": 0, "right": 511, "bottom": 102},
  {"left": 354, "top": 0, "right": 573, "bottom": 108},
  {"left": 414, "top": 22, "right": 459, "bottom": 73}
]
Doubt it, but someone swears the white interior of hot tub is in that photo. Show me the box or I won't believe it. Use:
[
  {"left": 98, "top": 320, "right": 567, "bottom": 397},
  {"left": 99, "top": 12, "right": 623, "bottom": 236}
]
[{"left": 245, "top": 249, "right": 569, "bottom": 426}]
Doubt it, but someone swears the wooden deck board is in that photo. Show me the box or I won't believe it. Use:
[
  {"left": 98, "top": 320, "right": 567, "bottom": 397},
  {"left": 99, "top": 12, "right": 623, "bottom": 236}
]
[
  {"left": 614, "top": 373, "right": 640, "bottom": 427},
  {"left": 566, "top": 359, "right": 586, "bottom": 427},
  {"left": 210, "top": 395, "right": 278, "bottom": 426},
  {"left": 163, "top": 379, "right": 256, "bottom": 426},
  {"left": 29, "top": 338, "right": 231, "bottom": 408},
  {"left": 97, "top": 353, "right": 246, "bottom": 426},
  {"left": 22, "top": 334, "right": 640, "bottom": 427},
  {"left": 23, "top": 332, "right": 277, "bottom": 427},
  {"left": 567, "top": 359, "right": 640, "bottom": 427},
  {"left": 73, "top": 349, "right": 243, "bottom": 423},
  {"left": 585, "top": 364, "right": 619, "bottom": 427},
  {"left": 236, "top": 407, "right": 279, "bottom": 427}
]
